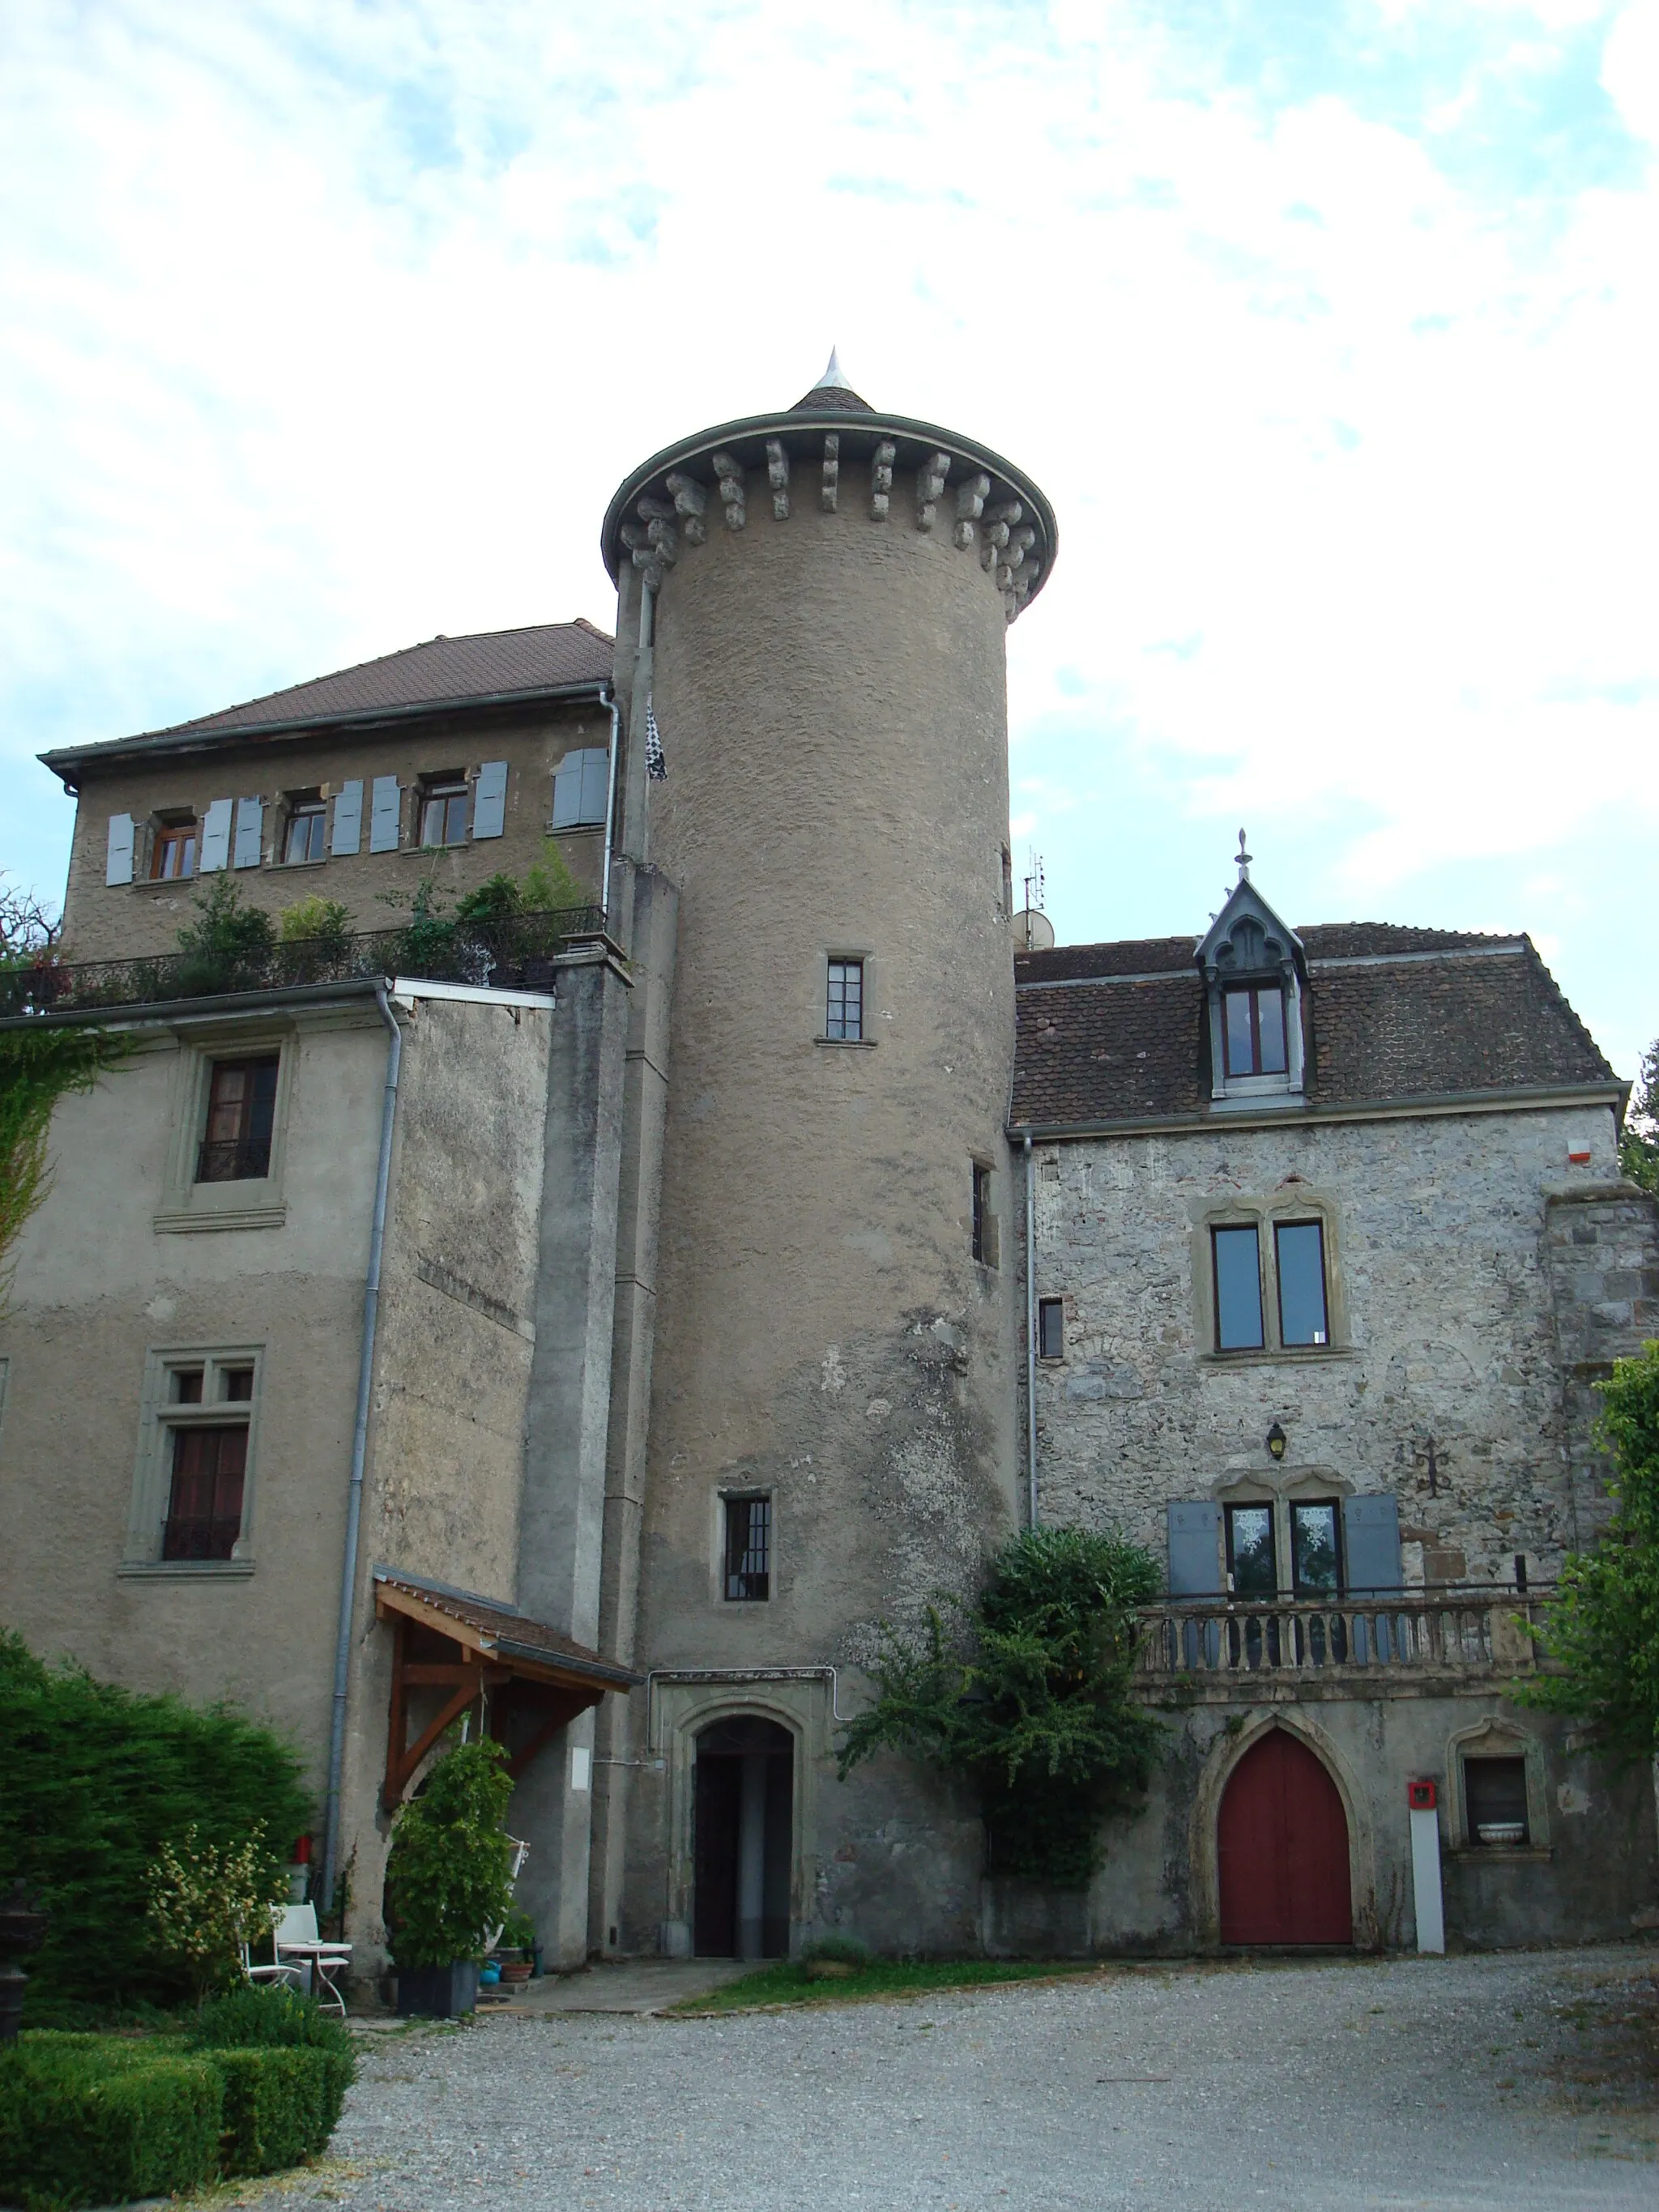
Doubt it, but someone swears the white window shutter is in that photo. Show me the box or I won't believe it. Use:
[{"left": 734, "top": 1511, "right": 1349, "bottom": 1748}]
[
  {"left": 579, "top": 748, "right": 609, "bottom": 826},
  {"left": 473, "top": 760, "right": 508, "bottom": 839},
  {"left": 199, "top": 798, "right": 233, "bottom": 872},
  {"left": 331, "top": 779, "right": 364, "bottom": 856},
  {"left": 369, "top": 777, "right": 402, "bottom": 853},
  {"left": 105, "top": 814, "right": 135, "bottom": 885},
  {"left": 232, "top": 796, "right": 263, "bottom": 868}
]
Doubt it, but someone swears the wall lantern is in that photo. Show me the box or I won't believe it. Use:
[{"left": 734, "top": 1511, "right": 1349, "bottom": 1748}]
[{"left": 1265, "top": 1422, "right": 1287, "bottom": 1461}]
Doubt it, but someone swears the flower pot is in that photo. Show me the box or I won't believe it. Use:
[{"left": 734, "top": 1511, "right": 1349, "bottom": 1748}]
[
  {"left": 395, "top": 1961, "right": 480, "bottom": 2018},
  {"left": 1476, "top": 1822, "right": 1526, "bottom": 1848},
  {"left": 499, "top": 1961, "right": 533, "bottom": 1984}
]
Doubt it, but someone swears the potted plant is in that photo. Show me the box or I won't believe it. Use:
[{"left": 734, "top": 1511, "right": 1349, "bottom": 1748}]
[
  {"left": 384, "top": 1739, "right": 515, "bottom": 2018},
  {"left": 493, "top": 1907, "right": 538, "bottom": 1984}
]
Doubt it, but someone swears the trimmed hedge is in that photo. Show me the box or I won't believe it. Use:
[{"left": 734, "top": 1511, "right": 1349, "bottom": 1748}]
[
  {"left": 0, "top": 1993, "right": 356, "bottom": 2207},
  {"left": 0, "top": 2035, "right": 223, "bottom": 2208},
  {"left": 0, "top": 1629, "right": 312, "bottom": 2021}
]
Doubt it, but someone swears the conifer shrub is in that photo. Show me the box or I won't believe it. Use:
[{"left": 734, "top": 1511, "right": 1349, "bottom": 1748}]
[
  {"left": 838, "top": 1527, "right": 1165, "bottom": 1889},
  {"left": 383, "top": 1737, "right": 514, "bottom": 1967},
  {"left": 0, "top": 1631, "right": 311, "bottom": 2021}
]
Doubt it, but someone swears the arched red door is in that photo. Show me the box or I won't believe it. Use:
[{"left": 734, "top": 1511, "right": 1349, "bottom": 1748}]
[{"left": 1218, "top": 1728, "right": 1353, "bottom": 1945}]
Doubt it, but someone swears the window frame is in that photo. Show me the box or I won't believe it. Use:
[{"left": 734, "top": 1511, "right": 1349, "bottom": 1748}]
[
  {"left": 1222, "top": 983, "right": 1289, "bottom": 1078},
  {"left": 418, "top": 774, "right": 471, "bottom": 849},
  {"left": 150, "top": 816, "right": 199, "bottom": 882},
  {"left": 972, "top": 1160, "right": 998, "bottom": 1268},
  {"left": 720, "top": 1492, "right": 773, "bottom": 1603},
  {"left": 1289, "top": 1497, "right": 1345, "bottom": 1597},
  {"left": 281, "top": 791, "right": 327, "bottom": 866},
  {"left": 196, "top": 1055, "right": 281, "bottom": 1184},
  {"left": 154, "top": 1024, "right": 297, "bottom": 1234},
  {"left": 1210, "top": 1222, "right": 1265, "bottom": 1351},
  {"left": 1037, "top": 1296, "right": 1065, "bottom": 1362},
  {"left": 1224, "top": 1500, "right": 1278, "bottom": 1600},
  {"left": 1461, "top": 1754, "right": 1530, "bottom": 1848},
  {"left": 1273, "top": 1218, "right": 1330, "bottom": 1348},
  {"left": 824, "top": 956, "right": 865, "bottom": 1042},
  {"left": 1196, "top": 1194, "right": 1344, "bottom": 1362},
  {"left": 122, "top": 1345, "right": 265, "bottom": 1576}
]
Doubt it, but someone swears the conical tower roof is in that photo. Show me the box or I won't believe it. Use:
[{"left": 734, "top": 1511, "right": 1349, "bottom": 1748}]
[{"left": 790, "top": 347, "right": 873, "bottom": 414}]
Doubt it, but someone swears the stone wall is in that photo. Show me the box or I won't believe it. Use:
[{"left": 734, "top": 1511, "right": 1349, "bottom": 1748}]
[
  {"left": 1022, "top": 1102, "right": 1626, "bottom": 1583},
  {"left": 1543, "top": 1180, "right": 1659, "bottom": 1543}
]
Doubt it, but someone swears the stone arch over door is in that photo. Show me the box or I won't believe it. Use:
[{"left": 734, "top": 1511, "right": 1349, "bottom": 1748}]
[
  {"left": 659, "top": 1688, "right": 816, "bottom": 1960},
  {"left": 1190, "top": 1711, "right": 1379, "bottom": 1950}
]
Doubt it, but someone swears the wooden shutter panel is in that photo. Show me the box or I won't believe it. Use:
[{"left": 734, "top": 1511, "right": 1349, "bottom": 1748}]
[
  {"left": 331, "top": 780, "right": 364, "bottom": 856},
  {"left": 369, "top": 777, "right": 402, "bottom": 853},
  {"left": 1166, "top": 1501, "right": 1222, "bottom": 1596},
  {"left": 199, "top": 798, "right": 233, "bottom": 872},
  {"left": 472, "top": 761, "right": 508, "bottom": 839},
  {"left": 232, "top": 796, "right": 263, "bottom": 868},
  {"left": 579, "top": 748, "right": 609, "bottom": 825},
  {"left": 1342, "top": 1494, "right": 1403, "bottom": 1594},
  {"left": 105, "top": 814, "right": 135, "bottom": 885},
  {"left": 551, "top": 755, "right": 582, "bottom": 829}
]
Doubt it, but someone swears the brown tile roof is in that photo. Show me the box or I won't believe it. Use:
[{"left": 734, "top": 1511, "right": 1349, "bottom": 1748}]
[
  {"left": 1013, "top": 927, "right": 1618, "bottom": 1129},
  {"left": 373, "top": 1566, "right": 640, "bottom": 1686},
  {"left": 41, "top": 620, "right": 614, "bottom": 777}
]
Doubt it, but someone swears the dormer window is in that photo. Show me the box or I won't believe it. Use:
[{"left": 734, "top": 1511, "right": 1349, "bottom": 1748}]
[
  {"left": 1223, "top": 985, "right": 1288, "bottom": 1078},
  {"left": 1196, "top": 839, "right": 1306, "bottom": 1110}
]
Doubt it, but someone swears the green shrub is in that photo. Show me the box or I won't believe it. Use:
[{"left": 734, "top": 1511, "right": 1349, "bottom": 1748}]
[
  {"left": 0, "top": 2035, "right": 223, "bottom": 2209},
  {"left": 384, "top": 1737, "right": 514, "bottom": 1967},
  {"left": 212, "top": 2046, "right": 331, "bottom": 2176},
  {"left": 798, "top": 1933, "right": 871, "bottom": 1968},
  {"left": 0, "top": 1629, "right": 311, "bottom": 2021},
  {"left": 173, "top": 876, "right": 275, "bottom": 994},
  {"left": 190, "top": 1982, "right": 355, "bottom": 2138}
]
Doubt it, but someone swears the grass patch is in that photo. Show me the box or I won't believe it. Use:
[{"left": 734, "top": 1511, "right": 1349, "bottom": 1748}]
[{"left": 671, "top": 1956, "right": 1100, "bottom": 2014}]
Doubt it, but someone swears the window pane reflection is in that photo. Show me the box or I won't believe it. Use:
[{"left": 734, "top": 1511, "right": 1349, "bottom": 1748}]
[
  {"left": 1227, "top": 1504, "right": 1276, "bottom": 1599},
  {"left": 1276, "top": 1221, "right": 1328, "bottom": 1345},
  {"left": 1292, "top": 1502, "right": 1341, "bottom": 1595},
  {"left": 1213, "top": 1225, "right": 1264, "bottom": 1349}
]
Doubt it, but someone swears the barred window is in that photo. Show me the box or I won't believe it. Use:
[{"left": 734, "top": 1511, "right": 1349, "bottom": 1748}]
[
  {"left": 825, "top": 958, "right": 864, "bottom": 1041},
  {"left": 724, "top": 1495, "right": 772, "bottom": 1602}
]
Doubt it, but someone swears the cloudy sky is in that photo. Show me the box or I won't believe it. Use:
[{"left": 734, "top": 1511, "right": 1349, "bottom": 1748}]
[{"left": 2, "top": 0, "right": 1655, "bottom": 1072}]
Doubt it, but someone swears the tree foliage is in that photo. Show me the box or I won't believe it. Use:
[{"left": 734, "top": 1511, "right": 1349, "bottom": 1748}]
[
  {"left": 838, "top": 1527, "right": 1166, "bottom": 1889},
  {"left": 1622, "top": 1037, "right": 1659, "bottom": 1195},
  {"left": 144, "top": 1822, "right": 284, "bottom": 2003},
  {"left": 1520, "top": 1340, "right": 1659, "bottom": 1764},
  {"left": 0, "top": 1631, "right": 312, "bottom": 2022},
  {"left": 382, "top": 1738, "right": 516, "bottom": 1967}
]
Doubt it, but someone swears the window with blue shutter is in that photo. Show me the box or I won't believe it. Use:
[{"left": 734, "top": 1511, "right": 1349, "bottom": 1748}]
[
  {"left": 552, "top": 747, "right": 610, "bottom": 829},
  {"left": 331, "top": 780, "right": 364, "bottom": 856},
  {"left": 232, "top": 797, "right": 263, "bottom": 869},
  {"left": 472, "top": 761, "right": 508, "bottom": 839},
  {"left": 369, "top": 777, "right": 402, "bottom": 854},
  {"left": 105, "top": 814, "right": 135, "bottom": 885},
  {"left": 1341, "top": 1494, "right": 1403, "bottom": 1595},
  {"left": 1166, "top": 1501, "right": 1222, "bottom": 1596},
  {"left": 199, "top": 799, "right": 234, "bottom": 873}
]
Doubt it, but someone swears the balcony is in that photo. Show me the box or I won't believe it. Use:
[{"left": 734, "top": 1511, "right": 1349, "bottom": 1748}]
[
  {"left": 0, "top": 906, "right": 608, "bottom": 1021},
  {"left": 1136, "top": 1589, "right": 1545, "bottom": 1703}
]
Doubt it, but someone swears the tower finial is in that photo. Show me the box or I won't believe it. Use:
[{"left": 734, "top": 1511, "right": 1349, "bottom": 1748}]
[
  {"left": 817, "top": 346, "right": 854, "bottom": 392},
  {"left": 1235, "top": 828, "right": 1252, "bottom": 884}
]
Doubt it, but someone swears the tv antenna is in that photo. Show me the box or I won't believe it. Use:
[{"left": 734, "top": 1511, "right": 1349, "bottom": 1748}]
[{"left": 1013, "top": 850, "right": 1053, "bottom": 953}]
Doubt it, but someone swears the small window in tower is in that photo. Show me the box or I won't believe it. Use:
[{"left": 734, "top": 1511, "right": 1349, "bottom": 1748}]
[
  {"left": 972, "top": 1162, "right": 997, "bottom": 1267},
  {"left": 825, "top": 958, "right": 864, "bottom": 1041},
  {"left": 723, "top": 1494, "right": 771, "bottom": 1601},
  {"left": 1038, "top": 1297, "right": 1064, "bottom": 1361},
  {"left": 1222, "top": 985, "right": 1288, "bottom": 1076}
]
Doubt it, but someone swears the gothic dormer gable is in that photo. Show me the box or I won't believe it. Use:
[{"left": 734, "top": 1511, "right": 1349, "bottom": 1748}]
[{"left": 1196, "top": 838, "right": 1306, "bottom": 1106}]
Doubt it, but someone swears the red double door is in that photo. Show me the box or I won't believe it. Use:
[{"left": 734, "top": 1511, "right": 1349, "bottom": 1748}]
[{"left": 1218, "top": 1729, "right": 1353, "bottom": 1946}]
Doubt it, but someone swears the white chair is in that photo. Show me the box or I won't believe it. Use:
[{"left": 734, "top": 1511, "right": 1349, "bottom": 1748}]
[
  {"left": 240, "top": 1924, "right": 305, "bottom": 1994},
  {"left": 272, "top": 1902, "right": 352, "bottom": 2018}
]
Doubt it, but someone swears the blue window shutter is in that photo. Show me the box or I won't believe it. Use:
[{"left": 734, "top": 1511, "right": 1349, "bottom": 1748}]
[
  {"left": 105, "top": 814, "right": 135, "bottom": 885},
  {"left": 473, "top": 761, "right": 508, "bottom": 839},
  {"left": 1342, "top": 1494, "right": 1403, "bottom": 1594},
  {"left": 579, "top": 748, "right": 609, "bottom": 825},
  {"left": 369, "top": 777, "right": 402, "bottom": 854},
  {"left": 551, "top": 755, "right": 581, "bottom": 829},
  {"left": 331, "top": 780, "right": 363, "bottom": 856},
  {"left": 232, "top": 796, "right": 263, "bottom": 868},
  {"left": 1166, "top": 1501, "right": 1222, "bottom": 1596},
  {"left": 199, "top": 798, "right": 233, "bottom": 872}
]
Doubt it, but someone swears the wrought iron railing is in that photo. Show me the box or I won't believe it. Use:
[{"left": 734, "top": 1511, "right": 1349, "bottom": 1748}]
[
  {"left": 0, "top": 906, "right": 607, "bottom": 1019},
  {"left": 1136, "top": 1588, "right": 1544, "bottom": 1687}
]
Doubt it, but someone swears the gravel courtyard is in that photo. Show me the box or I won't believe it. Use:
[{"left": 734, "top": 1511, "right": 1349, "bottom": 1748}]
[{"left": 250, "top": 1946, "right": 1657, "bottom": 2212}]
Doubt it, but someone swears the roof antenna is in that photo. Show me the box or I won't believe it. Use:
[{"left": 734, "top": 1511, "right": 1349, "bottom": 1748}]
[
  {"left": 1023, "top": 848, "right": 1046, "bottom": 916},
  {"left": 1235, "top": 828, "right": 1252, "bottom": 885}
]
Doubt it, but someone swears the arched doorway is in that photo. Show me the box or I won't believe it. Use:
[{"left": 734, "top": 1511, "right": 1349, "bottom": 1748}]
[
  {"left": 693, "top": 1715, "right": 793, "bottom": 1958},
  {"left": 1218, "top": 1728, "right": 1353, "bottom": 1946}
]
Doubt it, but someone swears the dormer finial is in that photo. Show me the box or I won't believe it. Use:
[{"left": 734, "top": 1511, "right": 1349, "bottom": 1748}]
[
  {"left": 817, "top": 346, "right": 854, "bottom": 392},
  {"left": 1236, "top": 828, "right": 1252, "bottom": 884}
]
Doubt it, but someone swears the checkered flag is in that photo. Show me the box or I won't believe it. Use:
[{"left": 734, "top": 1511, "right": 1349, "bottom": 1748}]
[{"left": 644, "top": 696, "right": 667, "bottom": 782}]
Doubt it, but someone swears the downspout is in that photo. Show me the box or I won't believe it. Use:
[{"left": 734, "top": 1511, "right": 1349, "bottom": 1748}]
[
  {"left": 1023, "top": 1132, "right": 1038, "bottom": 1530},
  {"left": 321, "top": 981, "right": 403, "bottom": 1917},
  {"left": 598, "top": 683, "right": 621, "bottom": 929}
]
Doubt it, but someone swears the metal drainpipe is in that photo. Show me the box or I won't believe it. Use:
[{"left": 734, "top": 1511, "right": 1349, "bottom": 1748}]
[
  {"left": 321, "top": 980, "right": 403, "bottom": 1917},
  {"left": 598, "top": 683, "right": 621, "bottom": 928},
  {"left": 1023, "top": 1132, "right": 1038, "bottom": 1530}
]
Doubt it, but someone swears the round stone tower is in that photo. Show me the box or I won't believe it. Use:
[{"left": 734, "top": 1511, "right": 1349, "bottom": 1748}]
[{"left": 598, "top": 358, "right": 1056, "bottom": 1957}]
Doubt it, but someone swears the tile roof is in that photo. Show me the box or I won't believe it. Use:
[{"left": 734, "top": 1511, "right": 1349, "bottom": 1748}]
[
  {"left": 373, "top": 1566, "right": 640, "bottom": 1686},
  {"left": 1013, "top": 927, "right": 1618, "bottom": 1129},
  {"left": 41, "top": 620, "right": 614, "bottom": 774}
]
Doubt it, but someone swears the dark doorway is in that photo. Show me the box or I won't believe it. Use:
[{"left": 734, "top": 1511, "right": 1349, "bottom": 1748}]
[
  {"left": 693, "top": 1715, "right": 793, "bottom": 1958},
  {"left": 1218, "top": 1728, "right": 1353, "bottom": 1946}
]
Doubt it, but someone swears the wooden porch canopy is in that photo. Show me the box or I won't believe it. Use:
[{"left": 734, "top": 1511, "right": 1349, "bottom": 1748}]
[{"left": 373, "top": 1566, "right": 641, "bottom": 1811}]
